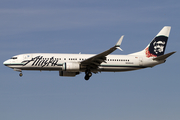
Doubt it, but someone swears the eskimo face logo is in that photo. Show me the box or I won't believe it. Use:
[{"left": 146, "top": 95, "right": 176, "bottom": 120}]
[
  {"left": 153, "top": 41, "right": 165, "bottom": 54},
  {"left": 147, "top": 36, "right": 168, "bottom": 57}
]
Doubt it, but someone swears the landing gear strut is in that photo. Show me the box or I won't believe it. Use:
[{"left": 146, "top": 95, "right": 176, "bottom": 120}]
[{"left": 84, "top": 70, "right": 92, "bottom": 80}]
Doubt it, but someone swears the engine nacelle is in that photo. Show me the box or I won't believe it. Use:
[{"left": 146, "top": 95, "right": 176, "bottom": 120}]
[
  {"left": 62, "top": 62, "right": 80, "bottom": 72},
  {"left": 59, "top": 71, "right": 79, "bottom": 77}
]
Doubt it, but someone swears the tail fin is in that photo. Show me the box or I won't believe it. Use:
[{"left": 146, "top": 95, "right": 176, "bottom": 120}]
[
  {"left": 144, "top": 26, "right": 171, "bottom": 58},
  {"left": 129, "top": 26, "right": 171, "bottom": 57}
]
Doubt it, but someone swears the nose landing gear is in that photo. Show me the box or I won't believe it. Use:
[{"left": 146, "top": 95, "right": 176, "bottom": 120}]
[
  {"left": 13, "top": 69, "right": 23, "bottom": 77},
  {"left": 19, "top": 72, "right": 23, "bottom": 77}
]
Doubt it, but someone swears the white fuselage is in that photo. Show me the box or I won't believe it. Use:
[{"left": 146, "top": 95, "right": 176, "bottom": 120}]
[{"left": 3, "top": 53, "right": 164, "bottom": 72}]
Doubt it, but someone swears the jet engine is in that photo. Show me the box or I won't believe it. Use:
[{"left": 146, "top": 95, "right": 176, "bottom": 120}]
[{"left": 62, "top": 62, "right": 80, "bottom": 72}]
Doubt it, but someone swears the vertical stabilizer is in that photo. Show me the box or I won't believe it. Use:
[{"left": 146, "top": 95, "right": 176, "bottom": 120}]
[
  {"left": 144, "top": 26, "right": 171, "bottom": 58},
  {"left": 130, "top": 26, "right": 171, "bottom": 58}
]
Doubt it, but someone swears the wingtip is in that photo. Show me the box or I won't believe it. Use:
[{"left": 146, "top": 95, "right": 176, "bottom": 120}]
[{"left": 115, "top": 35, "right": 124, "bottom": 47}]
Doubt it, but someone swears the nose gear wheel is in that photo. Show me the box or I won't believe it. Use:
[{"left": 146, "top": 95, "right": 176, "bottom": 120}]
[{"left": 19, "top": 72, "right": 23, "bottom": 77}]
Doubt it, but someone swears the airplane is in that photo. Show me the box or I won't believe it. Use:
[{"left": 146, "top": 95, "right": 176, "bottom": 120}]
[{"left": 3, "top": 26, "right": 176, "bottom": 80}]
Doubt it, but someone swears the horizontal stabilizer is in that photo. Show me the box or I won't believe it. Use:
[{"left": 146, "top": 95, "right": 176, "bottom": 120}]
[{"left": 153, "top": 51, "right": 176, "bottom": 61}]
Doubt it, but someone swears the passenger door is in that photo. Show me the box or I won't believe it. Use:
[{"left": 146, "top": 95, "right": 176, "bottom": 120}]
[{"left": 139, "top": 57, "right": 143, "bottom": 66}]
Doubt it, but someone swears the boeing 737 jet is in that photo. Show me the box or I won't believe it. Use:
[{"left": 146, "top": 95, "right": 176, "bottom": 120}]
[{"left": 3, "top": 26, "right": 176, "bottom": 80}]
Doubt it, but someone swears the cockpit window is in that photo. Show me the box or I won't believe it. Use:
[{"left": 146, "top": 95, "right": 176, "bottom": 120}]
[{"left": 11, "top": 57, "right": 17, "bottom": 59}]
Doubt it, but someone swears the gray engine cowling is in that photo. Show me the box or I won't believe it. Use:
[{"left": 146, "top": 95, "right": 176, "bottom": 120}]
[{"left": 62, "top": 62, "right": 80, "bottom": 72}]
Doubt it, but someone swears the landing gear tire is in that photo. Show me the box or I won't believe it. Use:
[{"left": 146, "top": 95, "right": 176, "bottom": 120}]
[
  {"left": 84, "top": 70, "right": 92, "bottom": 80},
  {"left": 84, "top": 75, "right": 90, "bottom": 80},
  {"left": 19, "top": 73, "right": 23, "bottom": 77}
]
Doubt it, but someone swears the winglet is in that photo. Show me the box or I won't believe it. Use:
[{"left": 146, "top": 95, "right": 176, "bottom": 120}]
[{"left": 115, "top": 35, "right": 124, "bottom": 51}]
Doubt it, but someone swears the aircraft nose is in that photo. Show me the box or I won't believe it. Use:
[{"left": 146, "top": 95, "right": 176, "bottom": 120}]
[{"left": 3, "top": 59, "right": 10, "bottom": 66}]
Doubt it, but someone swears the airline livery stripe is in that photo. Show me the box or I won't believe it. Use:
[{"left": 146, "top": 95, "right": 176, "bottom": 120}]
[
  {"left": 101, "top": 65, "right": 146, "bottom": 68},
  {"left": 4, "top": 63, "right": 24, "bottom": 66}
]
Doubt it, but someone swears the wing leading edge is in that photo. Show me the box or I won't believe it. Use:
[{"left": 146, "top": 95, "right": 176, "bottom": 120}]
[{"left": 80, "top": 35, "right": 124, "bottom": 69}]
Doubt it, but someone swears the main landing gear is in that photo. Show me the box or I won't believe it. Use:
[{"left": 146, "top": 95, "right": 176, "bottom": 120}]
[{"left": 84, "top": 70, "right": 92, "bottom": 80}]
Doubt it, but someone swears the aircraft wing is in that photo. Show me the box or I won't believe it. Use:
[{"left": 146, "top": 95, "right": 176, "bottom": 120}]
[{"left": 80, "top": 36, "right": 124, "bottom": 69}]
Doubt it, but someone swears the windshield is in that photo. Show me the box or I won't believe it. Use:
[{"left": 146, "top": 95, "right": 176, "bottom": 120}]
[{"left": 10, "top": 57, "right": 17, "bottom": 59}]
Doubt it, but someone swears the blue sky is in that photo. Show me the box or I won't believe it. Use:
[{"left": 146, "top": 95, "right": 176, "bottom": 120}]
[{"left": 0, "top": 0, "right": 180, "bottom": 120}]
